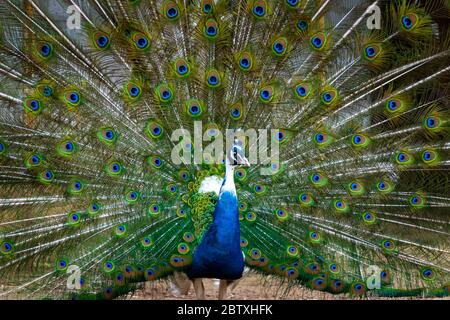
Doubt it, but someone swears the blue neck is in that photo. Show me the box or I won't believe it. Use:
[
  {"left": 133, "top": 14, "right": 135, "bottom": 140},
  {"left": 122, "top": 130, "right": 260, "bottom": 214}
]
[{"left": 213, "top": 161, "right": 239, "bottom": 245}]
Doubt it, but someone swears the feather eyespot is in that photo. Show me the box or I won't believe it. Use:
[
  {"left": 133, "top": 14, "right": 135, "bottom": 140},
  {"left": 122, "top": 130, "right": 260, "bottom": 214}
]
[
  {"left": 285, "top": 0, "right": 300, "bottom": 9},
  {"left": 93, "top": 32, "right": 110, "bottom": 49},
  {"left": 131, "top": 32, "right": 150, "bottom": 50},
  {"left": 409, "top": 194, "right": 425, "bottom": 208},
  {"left": 36, "top": 42, "right": 53, "bottom": 59},
  {"left": 422, "top": 150, "right": 438, "bottom": 165},
  {"left": 103, "top": 261, "right": 115, "bottom": 273},
  {"left": 38, "top": 169, "right": 55, "bottom": 184},
  {"left": 230, "top": 102, "right": 244, "bottom": 120},
  {"left": 97, "top": 127, "right": 117, "bottom": 145},
  {"left": 125, "top": 82, "right": 142, "bottom": 100},
  {"left": 287, "top": 245, "right": 299, "bottom": 257},
  {"left": 351, "top": 134, "right": 370, "bottom": 148},
  {"left": 63, "top": 90, "right": 82, "bottom": 108},
  {"left": 424, "top": 116, "right": 442, "bottom": 132},
  {"left": 363, "top": 44, "right": 382, "bottom": 61},
  {"left": 68, "top": 179, "right": 85, "bottom": 194},
  {"left": 245, "top": 212, "right": 257, "bottom": 222},
  {"left": 67, "top": 212, "right": 81, "bottom": 226},
  {"left": 362, "top": 211, "right": 377, "bottom": 224},
  {"left": 296, "top": 19, "right": 309, "bottom": 33},
  {"left": 163, "top": 1, "right": 180, "bottom": 20},
  {"left": 333, "top": 199, "right": 349, "bottom": 212},
  {"left": 155, "top": 84, "right": 174, "bottom": 103},
  {"left": 276, "top": 209, "right": 289, "bottom": 221},
  {"left": 259, "top": 85, "right": 275, "bottom": 103},
  {"left": 311, "top": 277, "right": 327, "bottom": 290},
  {"left": 272, "top": 37, "right": 288, "bottom": 56},
  {"left": 320, "top": 89, "right": 338, "bottom": 106},
  {"left": 310, "top": 33, "right": 327, "bottom": 50},
  {"left": 166, "top": 183, "right": 178, "bottom": 195},
  {"left": 201, "top": 0, "right": 214, "bottom": 14},
  {"left": 330, "top": 279, "right": 344, "bottom": 292},
  {"left": 309, "top": 172, "right": 328, "bottom": 187},
  {"left": 115, "top": 224, "right": 127, "bottom": 237},
  {"left": 185, "top": 99, "right": 204, "bottom": 118},
  {"left": 55, "top": 258, "right": 69, "bottom": 271},
  {"left": 88, "top": 202, "right": 101, "bottom": 216},
  {"left": 183, "top": 232, "right": 194, "bottom": 242},
  {"left": 314, "top": 132, "right": 333, "bottom": 147},
  {"left": 205, "top": 69, "right": 221, "bottom": 88},
  {"left": 57, "top": 139, "right": 77, "bottom": 157},
  {"left": 0, "top": 241, "right": 14, "bottom": 256},
  {"left": 177, "top": 243, "right": 190, "bottom": 254},
  {"left": 328, "top": 263, "right": 340, "bottom": 274},
  {"left": 147, "top": 204, "right": 161, "bottom": 218},
  {"left": 351, "top": 282, "right": 366, "bottom": 296},
  {"left": 125, "top": 190, "right": 139, "bottom": 203},
  {"left": 381, "top": 239, "right": 396, "bottom": 253},
  {"left": 253, "top": 183, "right": 267, "bottom": 195},
  {"left": 294, "top": 81, "right": 312, "bottom": 99},
  {"left": 23, "top": 98, "right": 44, "bottom": 115},
  {"left": 238, "top": 52, "right": 253, "bottom": 71},
  {"left": 0, "top": 141, "right": 5, "bottom": 156},
  {"left": 145, "top": 120, "right": 164, "bottom": 139},
  {"left": 299, "top": 192, "right": 314, "bottom": 206},
  {"left": 395, "top": 151, "right": 414, "bottom": 165},
  {"left": 309, "top": 231, "right": 321, "bottom": 244},
  {"left": 401, "top": 14, "right": 418, "bottom": 31},
  {"left": 252, "top": 1, "right": 268, "bottom": 18},
  {"left": 204, "top": 19, "right": 219, "bottom": 40},
  {"left": 174, "top": 58, "right": 192, "bottom": 78},
  {"left": 420, "top": 268, "right": 436, "bottom": 281},
  {"left": 105, "top": 160, "right": 123, "bottom": 176}
]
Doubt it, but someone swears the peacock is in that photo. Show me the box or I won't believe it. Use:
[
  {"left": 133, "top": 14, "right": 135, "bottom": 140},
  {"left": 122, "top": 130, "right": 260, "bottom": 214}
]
[{"left": 0, "top": 0, "right": 449, "bottom": 300}]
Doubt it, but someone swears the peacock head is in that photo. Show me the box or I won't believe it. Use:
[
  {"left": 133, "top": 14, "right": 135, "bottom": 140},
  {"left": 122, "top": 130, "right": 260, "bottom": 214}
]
[{"left": 227, "top": 139, "right": 250, "bottom": 167}]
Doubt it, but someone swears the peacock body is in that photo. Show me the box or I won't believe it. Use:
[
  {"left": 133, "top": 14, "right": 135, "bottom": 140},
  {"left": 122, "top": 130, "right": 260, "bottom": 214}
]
[
  {"left": 0, "top": 0, "right": 449, "bottom": 299},
  {"left": 186, "top": 148, "right": 246, "bottom": 281}
]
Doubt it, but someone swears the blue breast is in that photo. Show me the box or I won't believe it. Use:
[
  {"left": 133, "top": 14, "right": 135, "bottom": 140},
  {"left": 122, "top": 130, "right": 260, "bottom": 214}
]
[{"left": 186, "top": 190, "right": 244, "bottom": 280}]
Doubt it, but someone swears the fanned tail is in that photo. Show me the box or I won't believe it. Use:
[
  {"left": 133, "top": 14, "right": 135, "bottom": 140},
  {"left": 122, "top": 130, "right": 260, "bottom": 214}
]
[{"left": 0, "top": 0, "right": 448, "bottom": 299}]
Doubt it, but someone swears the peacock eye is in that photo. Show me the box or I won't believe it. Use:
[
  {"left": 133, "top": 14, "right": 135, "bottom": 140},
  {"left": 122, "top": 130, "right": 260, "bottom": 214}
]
[
  {"left": 208, "top": 75, "right": 217, "bottom": 84},
  {"left": 253, "top": 6, "right": 265, "bottom": 17},
  {"left": 97, "top": 35, "right": 108, "bottom": 47},
  {"left": 207, "top": 26, "right": 216, "bottom": 36},
  {"left": 388, "top": 100, "right": 397, "bottom": 110},
  {"left": 297, "top": 86, "right": 306, "bottom": 96},
  {"left": 296, "top": 20, "right": 308, "bottom": 32},
  {"left": 272, "top": 38, "right": 288, "bottom": 56},
  {"left": 69, "top": 93, "right": 79, "bottom": 103},
  {"left": 40, "top": 44, "right": 50, "bottom": 56},
  {"left": 401, "top": 14, "right": 418, "bottom": 31},
  {"left": 286, "top": 0, "right": 299, "bottom": 8},
  {"left": 240, "top": 58, "right": 249, "bottom": 68},
  {"left": 311, "top": 36, "right": 323, "bottom": 49}
]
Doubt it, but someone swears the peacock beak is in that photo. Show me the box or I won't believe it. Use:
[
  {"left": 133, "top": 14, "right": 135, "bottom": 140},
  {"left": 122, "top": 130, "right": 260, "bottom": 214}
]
[{"left": 235, "top": 153, "right": 250, "bottom": 167}]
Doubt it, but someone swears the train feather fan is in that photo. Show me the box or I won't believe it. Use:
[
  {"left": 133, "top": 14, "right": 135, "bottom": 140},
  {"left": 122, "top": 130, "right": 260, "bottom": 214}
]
[{"left": 0, "top": 0, "right": 449, "bottom": 299}]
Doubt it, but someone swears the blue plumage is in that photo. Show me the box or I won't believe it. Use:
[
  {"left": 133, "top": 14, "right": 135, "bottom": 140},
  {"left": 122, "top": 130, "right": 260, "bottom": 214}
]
[{"left": 187, "top": 180, "right": 244, "bottom": 280}]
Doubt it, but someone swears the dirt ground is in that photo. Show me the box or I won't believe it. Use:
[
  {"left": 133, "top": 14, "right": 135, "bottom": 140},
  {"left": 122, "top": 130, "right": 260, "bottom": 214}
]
[{"left": 131, "top": 272, "right": 449, "bottom": 300}]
